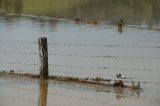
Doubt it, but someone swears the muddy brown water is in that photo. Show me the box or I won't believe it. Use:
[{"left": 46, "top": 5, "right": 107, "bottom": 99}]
[
  {"left": 0, "top": 74, "right": 159, "bottom": 106},
  {"left": 0, "top": 0, "right": 160, "bottom": 106}
]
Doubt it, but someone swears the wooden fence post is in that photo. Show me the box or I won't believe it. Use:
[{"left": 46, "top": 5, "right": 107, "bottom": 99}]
[{"left": 38, "top": 37, "right": 48, "bottom": 79}]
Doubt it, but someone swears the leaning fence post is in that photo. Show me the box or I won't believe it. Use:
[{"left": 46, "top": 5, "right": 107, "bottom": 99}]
[{"left": 38, "top": 37, "right": 48, "bottom": 79}]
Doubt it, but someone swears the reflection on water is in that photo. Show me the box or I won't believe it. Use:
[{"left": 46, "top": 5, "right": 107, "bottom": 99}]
[
  {"left": 0, "top": 0, "right": 160, "bottom": 105},
  {"left": 37, "top": 79, "right": 141, "bottom": 105},
  {"left": 0, "top": 0, "right": 160, "bottom": 27},
  {"left": 36, "top": 78, "right": 141, "bottom": 106},
  {"left": 116, "top": 94, "right": 126, "bottom": 100},
  {"left": 0, "top": 76, "right": 159, "bottom": 106},
  {"left": 38, "top": 80, "right": 48, "bottom": 106},
  {"left": 114, "top": 87, "right": 140, "bottom": 100}
]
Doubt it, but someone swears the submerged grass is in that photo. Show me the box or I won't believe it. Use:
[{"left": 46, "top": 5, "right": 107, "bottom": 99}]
[{"left": 0, "top": 71, "right": 141, "bottom": 91}]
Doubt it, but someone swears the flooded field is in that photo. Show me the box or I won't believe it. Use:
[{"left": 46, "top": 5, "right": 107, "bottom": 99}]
[
  {"left": 0, "top": 74, "right": 160, "bottom": 106},
  {"left": 0, "top": 0, "right": 160, "bottom": 106}
]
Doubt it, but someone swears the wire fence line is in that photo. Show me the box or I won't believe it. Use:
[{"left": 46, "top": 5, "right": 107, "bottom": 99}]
[
  {"left": 1, "top": 51, "right": 160, "bottom": 60},
  {"left": 48, "top": 53, "right": 160, "bottom": 59},
  {"left": 0, "top": 61, "right": 160, "bottom": 72},
  {"left": 0, "top": 51, "right": 38, "bottom": 55},
  {"left": 0, "top": 40, "right": 160, "bottom": 48},
  {"left": 0, "top": 61, "right": 38, "bottom": 66},
  {"left": 0, "top": 40, "right": 37, "bottom": 44},
  {"left": 0, "top": 39, "right": 160, "bottom": 83},
  {"left": 50, "top": 64, "right": 160, "bottom": 72},
  {"left": 48, "top": 42, "right": 160, "bottom": 48}
]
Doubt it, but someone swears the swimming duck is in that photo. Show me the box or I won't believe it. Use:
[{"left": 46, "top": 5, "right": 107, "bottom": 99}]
[
  {"left": 118, "top": 19, "right": 124, "bottom": 27},
  {"left": 74, "top": 18, "right": 81, "bottom": 24},
  {"left": 87, "top": 20, "right": 98, "bottom": 25},
  {"left": 10, "top": 70, "right": 14, "bottom": 74},
  {"left": 117, "top": 19, "right": 124, "bottom": 33}
]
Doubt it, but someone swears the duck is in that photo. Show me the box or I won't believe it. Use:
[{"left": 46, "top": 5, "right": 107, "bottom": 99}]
[
  {"left": 74, "top": 18, "right": 81, "bottom": 24},
  {"left": 116, "top": 74, "right": 126, "bottom": 79},
  {"left": 117, "top": 19, "right": 124, "bottom": 33},
  {"left": 87, "top": 19, "right": 98, "bottom": 25},
  {"left": 118, "top": 19, "right": 124, "bottom": 27},
  {"left": 10, "top": 70, "right": 14, "bottom": 74}
]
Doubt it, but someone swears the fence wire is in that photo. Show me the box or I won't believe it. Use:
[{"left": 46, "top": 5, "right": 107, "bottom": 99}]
[
  {"left": 0, "top": 40, "right": 160, "bottom": 48},
  {"left": 0, "top": 60, "right": 159, "bottom": 72},
  {"left": 1, "top": 51, "right": 160, "bottom": 60},
  {"left": 0, "top": 40, "right": 160, "bottom": 83}
]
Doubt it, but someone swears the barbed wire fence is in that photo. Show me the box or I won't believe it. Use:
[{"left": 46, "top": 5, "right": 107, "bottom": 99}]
[{"left": 0, "top": 39, "right": 160, "bottom": 84}]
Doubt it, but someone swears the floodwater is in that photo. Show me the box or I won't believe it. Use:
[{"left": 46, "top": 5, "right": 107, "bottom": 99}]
[
  {"left": 0, "top": 76, "right": 160, "bottom": 106},
  {"left": 0, "top": 0, "right": 160, "bottom": 106}
]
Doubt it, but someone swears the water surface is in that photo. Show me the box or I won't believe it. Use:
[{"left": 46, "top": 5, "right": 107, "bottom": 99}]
[{"left": 0, "top": 0, "right": 160, "bottom": 106}]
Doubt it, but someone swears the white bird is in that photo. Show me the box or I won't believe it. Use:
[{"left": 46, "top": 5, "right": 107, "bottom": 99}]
[{"left": 116, "top": 74, "right": 126, "bottom": 79}]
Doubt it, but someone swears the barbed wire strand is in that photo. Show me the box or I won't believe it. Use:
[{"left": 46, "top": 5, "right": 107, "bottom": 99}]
[
  {"left": 48, "top": 53, "right": 160, "bottom": 59},
  {"left": 0, "top": 51, "right": 38, "bottom": 55},
  {"left": 48, "top": 42, "right": 160, "bottom": 48},
  {"left": 0, "top": 61, "right": 160, "bottom": 72},
  {"left": 49, "top": 64, "right": 160, "bottom": 72},
  {"left": 0, "top": 40, "right": 160, "bottom": 48},
  {"left": 1, "top": 51, "right": 160, "bottom": 60},
  {"left": 0, "top": 40, "right": 37, "bottom": 44},
  {"left": 0, "top": 61, "right": 38, "bottom": 66}
]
